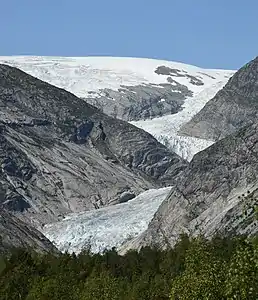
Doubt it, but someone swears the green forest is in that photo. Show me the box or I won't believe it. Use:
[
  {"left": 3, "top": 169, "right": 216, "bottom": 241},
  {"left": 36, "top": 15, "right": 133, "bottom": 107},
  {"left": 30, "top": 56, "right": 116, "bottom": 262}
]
[{"left": 0, "top": 233, "right": 257, "bottom": 300}]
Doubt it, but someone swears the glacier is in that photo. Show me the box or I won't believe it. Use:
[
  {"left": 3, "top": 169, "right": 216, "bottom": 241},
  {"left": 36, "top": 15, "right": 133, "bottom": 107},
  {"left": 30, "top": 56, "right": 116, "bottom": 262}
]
[
  {"left": 0, "top": 56, "right": 233, "bottom": 97},
  {"left": 41, "top": 187, "right": 171, "bottom": 254}
]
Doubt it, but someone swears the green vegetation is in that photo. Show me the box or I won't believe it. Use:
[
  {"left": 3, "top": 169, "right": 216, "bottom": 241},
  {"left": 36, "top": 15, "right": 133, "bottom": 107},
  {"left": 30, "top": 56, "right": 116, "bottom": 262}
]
[
  {"left": 0, "top": 234, "right": 257, "bottom": 299},
  {"left": 0, "top": 190, "right": 257, "bottom": 299}
]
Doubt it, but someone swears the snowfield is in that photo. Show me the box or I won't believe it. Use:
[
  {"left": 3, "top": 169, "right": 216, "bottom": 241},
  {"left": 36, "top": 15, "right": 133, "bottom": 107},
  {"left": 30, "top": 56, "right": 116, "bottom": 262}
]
[
  {"left": 0, "top": 56, "right": 233, "bottom": 97},
  {"left": 41, "top": 187, "right": 171, "bottom": 254}
]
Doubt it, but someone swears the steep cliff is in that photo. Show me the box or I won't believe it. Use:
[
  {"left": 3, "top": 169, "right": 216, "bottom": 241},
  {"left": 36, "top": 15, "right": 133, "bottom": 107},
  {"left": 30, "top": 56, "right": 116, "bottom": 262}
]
[
  {"left": 0, "top": 210, "right": 58, "bottom": 254},
  {"left": 180, "top": 56, "right": 258, "bottom": 141}
]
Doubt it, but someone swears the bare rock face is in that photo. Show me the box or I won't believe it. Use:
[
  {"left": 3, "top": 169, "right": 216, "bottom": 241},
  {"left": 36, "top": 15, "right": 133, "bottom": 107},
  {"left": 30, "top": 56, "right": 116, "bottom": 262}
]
[
  {"left": 0, "top": 64, "right": 187, "bottom": 227},
  {"left": 120, "top": 56, "right": 258, "bottom": 253},
  {"left": 180, "top": 56, "right": 258, "bottom": 141},
  {"left": 121, "top": 121, "right": 258, "bottom": 252},
  {"left": 84, "top": 81, "right": 192, "bottom": 121},
  {"left": 155, "top": 66, "right": 204, "bottom": 86},
  {"left": 0, "top": 210, "right": 58, "bottom": 254}
]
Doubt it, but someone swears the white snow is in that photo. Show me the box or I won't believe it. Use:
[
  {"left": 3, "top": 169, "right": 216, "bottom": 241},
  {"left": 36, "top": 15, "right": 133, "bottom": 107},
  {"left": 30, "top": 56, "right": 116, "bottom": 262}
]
[
  {"left": 41, "top": 187, "right": 171, "bottom": 254},
  {"left": 0, "top": 56, "right": 234, "bottom": 97}
]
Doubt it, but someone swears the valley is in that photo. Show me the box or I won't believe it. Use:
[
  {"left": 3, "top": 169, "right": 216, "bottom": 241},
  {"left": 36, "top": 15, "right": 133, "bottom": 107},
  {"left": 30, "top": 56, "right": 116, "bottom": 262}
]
[{"left": 0, "top": 55, "right": 257, "bottom": 261}]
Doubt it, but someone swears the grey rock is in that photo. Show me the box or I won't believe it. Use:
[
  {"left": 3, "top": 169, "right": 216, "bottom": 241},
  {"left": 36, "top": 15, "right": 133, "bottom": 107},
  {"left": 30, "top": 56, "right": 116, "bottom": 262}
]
[
  {"left": 0, "top": 64, "right": 187, "bottom": 227},
  {"left": 180, "top": 56, "right": 258, "bottom": 141},
  {"left": 155, "top": 66, "right": 204, "bottom": 86},
  {"left": 0, "top": 210, "right": 58, "bottom": 254},
  {"left": 118, "top": 191, "right": 136, "bottom": 203},
  {"left": 121, "top": 121, "right": 258, "bottom": 252},
  {"left": 83, "top": 81, "right": 193, "bottom": 121}
]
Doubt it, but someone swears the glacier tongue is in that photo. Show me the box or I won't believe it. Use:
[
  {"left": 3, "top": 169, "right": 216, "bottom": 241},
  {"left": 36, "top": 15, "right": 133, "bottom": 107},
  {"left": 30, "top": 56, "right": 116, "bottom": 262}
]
[
  {"left": 156, "top": 135, "right": 213, "bottom": 161},
  {"left": 130, "top": 80, "right": 227, "bottom": 160},
  {"left": 41, "top": 187, "right": 171, "bottom": 254}
]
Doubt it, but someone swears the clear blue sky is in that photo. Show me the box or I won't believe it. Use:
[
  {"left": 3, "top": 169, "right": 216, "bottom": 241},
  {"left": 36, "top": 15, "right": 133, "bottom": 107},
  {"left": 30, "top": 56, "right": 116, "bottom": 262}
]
[{"left": 2, "top": 0, "right": 258, "bottom": 69}]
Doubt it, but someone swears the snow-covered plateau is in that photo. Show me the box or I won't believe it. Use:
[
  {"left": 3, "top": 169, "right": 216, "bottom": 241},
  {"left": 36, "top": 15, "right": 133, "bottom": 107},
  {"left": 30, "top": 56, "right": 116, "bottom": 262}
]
[{"left": 0, "top": 56, "right": 233, "bottom": 96}]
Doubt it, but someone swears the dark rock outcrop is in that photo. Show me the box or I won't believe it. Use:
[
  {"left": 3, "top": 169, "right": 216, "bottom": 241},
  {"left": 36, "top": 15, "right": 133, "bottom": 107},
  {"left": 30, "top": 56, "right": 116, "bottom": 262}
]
[
  {"left": 0, "top": 210, "right": 58, "bottom": 254},
  {"left": 155, "top": 66, "right": 204, "bottom": 86},
  {"left": 84, "top": 82, "right": 192, "bottom": 121}
]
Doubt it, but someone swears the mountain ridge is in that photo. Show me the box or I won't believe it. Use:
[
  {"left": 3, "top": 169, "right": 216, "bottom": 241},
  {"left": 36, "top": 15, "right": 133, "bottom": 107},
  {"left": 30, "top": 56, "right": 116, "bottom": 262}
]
[{"left": 2, "top": 56, "right": 256, "bottom": 257}]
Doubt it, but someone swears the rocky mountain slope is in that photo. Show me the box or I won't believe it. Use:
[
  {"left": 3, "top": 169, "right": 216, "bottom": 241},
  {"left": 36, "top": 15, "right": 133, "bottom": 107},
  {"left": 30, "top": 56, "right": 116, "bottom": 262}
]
[
  {"left": 180, "top": 56, "right": 258, "bottom": 141},
  {"left": 121, "top": 56, "right": 258, "bottom": 252},
  {"left": 122, "top": 121, "right": 258, "bottom": 252},
  {"left": 0, "top": 63, "right": 187, "bottom": 228},
  {"left": 0, "top": 210, "right": 57, "bottom": 254},
  {"left": 0, "top": 56, "right": 234, "bottom": 160}
]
